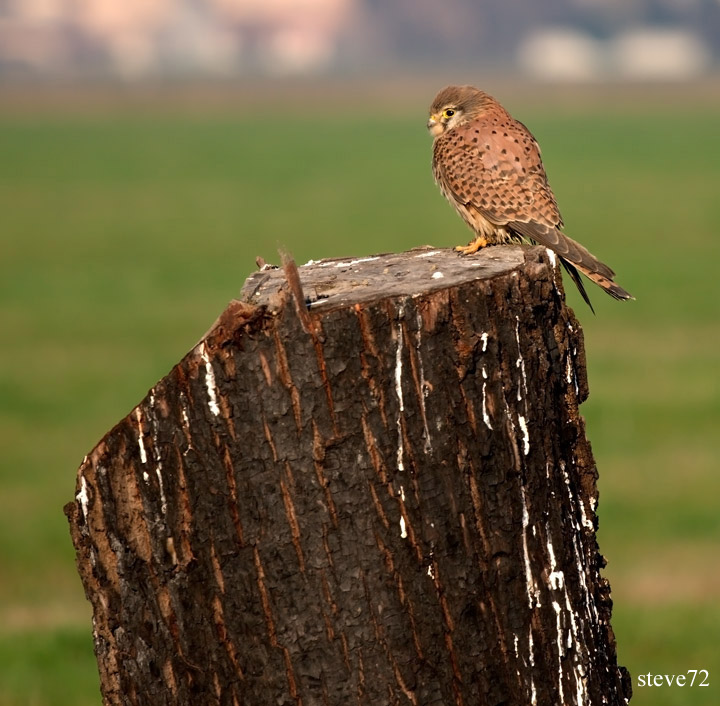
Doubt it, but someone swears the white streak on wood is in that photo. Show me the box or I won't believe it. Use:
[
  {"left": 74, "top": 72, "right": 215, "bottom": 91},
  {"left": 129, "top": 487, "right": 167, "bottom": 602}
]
[
  {"left": 520, "top": 484, "right": 541, "bottom": 608},
  {"left": 77, "top": 473, "right": 89, "bottom": 521},
  {"left": 482, "top": 383, "right": 492, "bottom": 429},
  {"left": 394, "top": 304, "right": 405, "bottom": 471},
  {"left": 398, "top": 484, "right": 408, "bottom": 535},
  {"left": 317, "top": 256, "right": 381, "bottom": 268},
  {"left": 135, "top": 408, "right": 148, "bottom": 464},
  {"left": 546, "top": 248, "right": 557, "bottom": 268},
  {"left": 552, "top": 599, "right": 565, "bottom": 705},
  {"left": 395, "top": 316, "right": 405, "bottom": 414},
  {"left": 579, "top": 499, "right": 594, "bottom": 532},
  {"left": 481, "top": 367, "right": 493, "bottom": 430},
  {"left": 528, "top": 627, "right": 535, "bottom": 666},
  {"left": 201, "top": 343, "right": 221, "bottom": 417},
  {"left": 414, "top": 250, "right": 441, "bottom": 258},
  {"left": 547, "top": 534, "right": 564, "bottom": 591},
  {"left": 431, "top": 271, "right": 444, "bottom": 279},
  {"left": 480, "top": 331, "right": 489, "bottom": 352},
  {"left": 518, "top": 415, "right": 530, "bottom": 455},
  {"left": 566, "top": 356, "right": 579, "bottom": 396},
  {"left": 527, "top": 628, "right": 538, "bottom": 704},
  {"left": 547, "top": 521, "right": 590, "bottom": 706},
  {"left": 559, "top": 461, "right": 599, "bottom": 624}
]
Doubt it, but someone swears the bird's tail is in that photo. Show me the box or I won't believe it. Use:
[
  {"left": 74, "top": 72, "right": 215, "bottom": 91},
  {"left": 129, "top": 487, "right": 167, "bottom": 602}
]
[
  {"left": 510, "top": 221, "right": 634, "bottom": 307},
  {"left": 569, "top": 258, "right": 633, "bottom": 301}
]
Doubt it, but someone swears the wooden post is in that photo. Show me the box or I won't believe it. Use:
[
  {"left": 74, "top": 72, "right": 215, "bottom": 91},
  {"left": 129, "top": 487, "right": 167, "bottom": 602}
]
[{"left": 66, "top": 245, "right": 631, "bottom": 705}]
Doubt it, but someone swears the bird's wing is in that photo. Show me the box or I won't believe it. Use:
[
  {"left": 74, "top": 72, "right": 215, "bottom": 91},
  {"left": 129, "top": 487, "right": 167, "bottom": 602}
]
[{"left": 432, "top": 113, "right": 564, "bottom": 230}]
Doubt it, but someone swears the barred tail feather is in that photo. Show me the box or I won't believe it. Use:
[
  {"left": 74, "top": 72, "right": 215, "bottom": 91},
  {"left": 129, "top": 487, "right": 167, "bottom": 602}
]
[{"left": 571, "top": 261, "right": 634, "bottom": 302}]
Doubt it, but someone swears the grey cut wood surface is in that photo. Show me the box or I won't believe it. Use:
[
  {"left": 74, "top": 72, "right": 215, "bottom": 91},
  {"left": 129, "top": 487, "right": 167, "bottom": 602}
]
[
  {"left": 66, "top": 244, "right": 631, "bottom": 706},
  {"left": 242, "top": 245, "right": 526, "bottom": 310}
]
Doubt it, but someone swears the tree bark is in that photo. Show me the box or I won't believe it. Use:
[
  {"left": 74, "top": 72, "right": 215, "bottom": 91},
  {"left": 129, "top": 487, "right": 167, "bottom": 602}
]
[{"left": 66, "top": 245, "right": 631, "bottom": 706}]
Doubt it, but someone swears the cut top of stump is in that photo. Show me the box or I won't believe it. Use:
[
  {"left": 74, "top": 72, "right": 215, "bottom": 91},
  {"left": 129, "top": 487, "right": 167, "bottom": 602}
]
[{"left": 242, "top": 245, "right": 532, "bottom": 312}]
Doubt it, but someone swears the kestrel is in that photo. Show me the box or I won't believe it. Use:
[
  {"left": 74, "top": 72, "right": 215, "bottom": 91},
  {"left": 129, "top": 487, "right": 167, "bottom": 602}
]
[{"left": 428, "top": 85, "right": 632, "bottom": 309}]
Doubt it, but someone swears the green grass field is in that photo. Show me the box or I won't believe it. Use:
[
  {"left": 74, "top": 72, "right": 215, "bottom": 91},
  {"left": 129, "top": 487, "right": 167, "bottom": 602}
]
[{"left": 1, "top": 84, "right": 718, "bottom": 705}]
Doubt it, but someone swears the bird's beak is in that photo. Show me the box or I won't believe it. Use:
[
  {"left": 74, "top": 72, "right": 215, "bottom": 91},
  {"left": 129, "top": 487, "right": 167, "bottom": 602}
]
[{"left": 427, "top": 114, "right": 443, "bottom": 137}]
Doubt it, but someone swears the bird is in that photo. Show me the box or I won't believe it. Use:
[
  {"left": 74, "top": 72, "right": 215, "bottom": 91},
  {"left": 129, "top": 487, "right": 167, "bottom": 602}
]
[{"left": 427, "top": 85, "right": 632, "bottom": 310}]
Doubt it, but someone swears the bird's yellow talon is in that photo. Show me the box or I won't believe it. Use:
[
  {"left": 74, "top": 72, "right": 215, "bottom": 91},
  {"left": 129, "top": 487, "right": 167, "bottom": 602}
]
[{"left": 455, "top": 236, "right": 488, "bottom": 256}]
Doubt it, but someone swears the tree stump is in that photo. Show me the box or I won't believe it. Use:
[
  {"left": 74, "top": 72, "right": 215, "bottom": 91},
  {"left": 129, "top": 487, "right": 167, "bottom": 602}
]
[{"left": 66, "top": 245, "right": 631, "bottom": 706}]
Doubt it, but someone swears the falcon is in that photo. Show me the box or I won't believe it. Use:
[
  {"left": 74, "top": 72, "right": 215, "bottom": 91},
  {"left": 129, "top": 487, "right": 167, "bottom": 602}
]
[{"left": 428, "top": 85, "right": 632, "bottom": 309}]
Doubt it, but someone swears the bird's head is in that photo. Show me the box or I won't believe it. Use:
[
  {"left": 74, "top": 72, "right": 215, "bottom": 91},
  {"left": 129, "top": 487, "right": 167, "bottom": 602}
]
[{"left": 427, "top": 85, "right": 491, "bottom": 137}]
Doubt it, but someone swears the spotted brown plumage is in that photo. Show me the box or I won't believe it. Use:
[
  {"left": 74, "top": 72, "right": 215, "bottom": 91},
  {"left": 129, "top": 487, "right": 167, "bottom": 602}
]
[{"left": 428, "top": 85, "right": 632, "bottom": 310}]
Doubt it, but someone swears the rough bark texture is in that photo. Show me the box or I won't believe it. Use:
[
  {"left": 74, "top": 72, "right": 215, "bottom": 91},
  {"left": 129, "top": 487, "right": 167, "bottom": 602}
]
[{"left": 66, "top": 245, "right": 631, "bottom": 706}]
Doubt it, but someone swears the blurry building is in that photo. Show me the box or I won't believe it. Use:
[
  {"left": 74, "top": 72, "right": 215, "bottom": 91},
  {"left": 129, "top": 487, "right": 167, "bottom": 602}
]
[
  {"left": 517, "top": 24, "right": 712, "bottom": 81},
  {"left": 208, "top": 0, "right": 356, "bottom": 74},
  {"left": 0, "top": 0, "right": 357, "bottom": 78},
  {"left": 517, "top": 28, "right": 604, "bottom": 81},
  {"left": 0, "top": 0, "right": 717, "bottom": 80},
  {"left": 611, "top": 28, "right": 711, "bottom": 79}
]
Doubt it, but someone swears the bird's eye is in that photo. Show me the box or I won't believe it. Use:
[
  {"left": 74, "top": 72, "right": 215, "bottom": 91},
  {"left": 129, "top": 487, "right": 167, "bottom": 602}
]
[{"left": 443, "top": 109, "right": 455, "bottom": 118}]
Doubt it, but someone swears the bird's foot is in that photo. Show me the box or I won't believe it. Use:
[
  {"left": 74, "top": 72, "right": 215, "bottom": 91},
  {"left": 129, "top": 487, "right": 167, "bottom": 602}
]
[{"left": 455, "top": 236, "right": 488, "bottom": 255}]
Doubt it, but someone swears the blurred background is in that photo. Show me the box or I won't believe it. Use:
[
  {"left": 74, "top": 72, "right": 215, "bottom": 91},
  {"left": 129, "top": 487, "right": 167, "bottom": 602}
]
[
  {"left": 1, "top": 1, "right": 719, "bottom": 704},
  {"left": 1, "top": 0, "right": 719, "bottom": 80}
]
